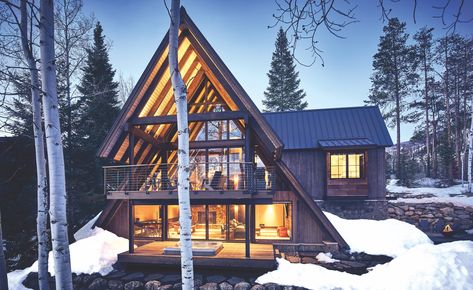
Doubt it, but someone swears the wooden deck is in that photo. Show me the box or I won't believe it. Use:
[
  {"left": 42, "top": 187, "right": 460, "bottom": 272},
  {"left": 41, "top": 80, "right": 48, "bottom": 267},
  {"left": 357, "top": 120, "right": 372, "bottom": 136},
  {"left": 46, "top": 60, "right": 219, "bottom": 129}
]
[{"left": 118, "top": 241, "right": 276, "bottom": 269}]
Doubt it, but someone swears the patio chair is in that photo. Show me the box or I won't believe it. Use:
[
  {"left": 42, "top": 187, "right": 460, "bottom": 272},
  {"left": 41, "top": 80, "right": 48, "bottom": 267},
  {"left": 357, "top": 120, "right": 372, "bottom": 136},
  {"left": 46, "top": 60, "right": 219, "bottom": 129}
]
[{"left": 254, "top": 167, "right": 267, "bottom": 190}]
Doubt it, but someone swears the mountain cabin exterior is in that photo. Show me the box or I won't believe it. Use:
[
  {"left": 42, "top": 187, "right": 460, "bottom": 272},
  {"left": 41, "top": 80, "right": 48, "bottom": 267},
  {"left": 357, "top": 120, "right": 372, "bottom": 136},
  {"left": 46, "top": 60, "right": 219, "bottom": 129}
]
[{"left": 94, "top": 8, "right": 393, "bottom": 269}]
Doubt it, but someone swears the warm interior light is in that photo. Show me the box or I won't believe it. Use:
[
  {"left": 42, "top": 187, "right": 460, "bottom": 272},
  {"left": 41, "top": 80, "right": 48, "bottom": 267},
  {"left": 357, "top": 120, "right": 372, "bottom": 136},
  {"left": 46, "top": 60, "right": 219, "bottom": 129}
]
[{"left": 233, "top": 174, "right": 239, "bottom": 190}]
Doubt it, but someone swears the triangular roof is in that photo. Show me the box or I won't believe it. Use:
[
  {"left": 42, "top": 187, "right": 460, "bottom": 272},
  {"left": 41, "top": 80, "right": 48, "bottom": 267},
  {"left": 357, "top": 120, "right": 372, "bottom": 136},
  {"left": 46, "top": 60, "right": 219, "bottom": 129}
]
[{"left": 96, "top": 7, "right": 348, "bottom": 249}]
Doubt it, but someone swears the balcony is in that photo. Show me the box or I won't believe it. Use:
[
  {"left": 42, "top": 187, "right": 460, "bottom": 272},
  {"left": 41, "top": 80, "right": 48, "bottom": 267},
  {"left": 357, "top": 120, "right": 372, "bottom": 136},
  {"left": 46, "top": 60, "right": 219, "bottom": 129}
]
[{"left": 104, "top": 162, "right": 276, "bottom": 199}]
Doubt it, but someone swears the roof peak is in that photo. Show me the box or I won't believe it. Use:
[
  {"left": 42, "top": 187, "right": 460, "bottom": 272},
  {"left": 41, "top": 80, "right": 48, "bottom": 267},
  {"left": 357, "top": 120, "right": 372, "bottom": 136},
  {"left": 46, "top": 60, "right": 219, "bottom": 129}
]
[{"left": 262, "top": 105, "right": 378, "bottom": 115}]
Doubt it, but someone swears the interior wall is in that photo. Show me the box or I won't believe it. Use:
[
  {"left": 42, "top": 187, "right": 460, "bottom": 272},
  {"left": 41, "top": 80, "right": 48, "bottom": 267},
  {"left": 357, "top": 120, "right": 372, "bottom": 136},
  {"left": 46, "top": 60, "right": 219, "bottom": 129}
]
[
  {"left": 255, "top": 204, "right": 284, "bottom": 227},
  {"left": 134, "top": 205, "right": 160, "bottom": 221}
]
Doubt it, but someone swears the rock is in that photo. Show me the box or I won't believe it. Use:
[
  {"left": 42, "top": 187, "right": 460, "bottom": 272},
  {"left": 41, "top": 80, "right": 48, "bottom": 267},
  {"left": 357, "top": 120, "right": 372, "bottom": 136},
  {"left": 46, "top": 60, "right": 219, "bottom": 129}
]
[
  {"left": 145, "top": 273, "right": 165, "bottom": 282},
  {"left": 107, "top": 270, "right": 128, "bottom": 279},
  {"left": 301, "top": 257, "right": 317, "bottom": 264},
  {"left": 405, "top": 211, "right": 414, "bottom": 216},
  {"left": 123, "top": 272, "right": 146, "bottom": 282},
  {"left": 282, "top": 287, "right": 295, "bottom": 290},
  {"left": 387, "top": 207, "right": 395, "bottom": 213},
  {"left": 173, "top": 282, "right": 182, "bottom": 289},
  {"left": 145, "top": 280, "right": 162, "bottom": 290},
  {"left": 440, "top": 207, "right": 454, "bottom": 215},
  {"left": 161, "top": 275, "right": 181, "bottom": 284},
  {"left": 418, "top": 219, "right": 431, "bottom": 232},
  {"left": 285, "top": 255, "right": 300, "bottom": 263},
  {"left": 234, "top": 282, "right": 251, "bottom": 290},
  {"left": 23, "top": 272, "right": 39, "bottom": 289},
  {"left": 250, "top": 285, "right": 265, "bottom": 290},
  {"left": 263, "top": 283, "right": 281, "bottom": 290},
  {"left": 219, "top": 281, "right": 234, "bottom": 290},
  {"left": 125, "top": 280, "right": 144, "bottom": 290},
  {"left": 88, "top": 278, "right": 108, "bottom": 290},
  {"left": 207, "top": 275, "right": 226, "bottom": 284},
  {"left": 227, "top": 277, "right": 244, "bottom": 285},
  {"left": 200, "top": 282, "right": 219, "bottom": 290},
  {"left": 109, "top": 279, "right": 125, "bottom": 290},
  {"left": 158, "top": 285, "right": 173, "bottom": 290}
]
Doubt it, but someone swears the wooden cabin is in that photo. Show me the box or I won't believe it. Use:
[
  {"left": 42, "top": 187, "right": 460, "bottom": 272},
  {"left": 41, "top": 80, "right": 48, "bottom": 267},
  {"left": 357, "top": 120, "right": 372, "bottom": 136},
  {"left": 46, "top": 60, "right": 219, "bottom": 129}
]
[{"left": 94, "top": 7, "right": 391, "bottom": 269}]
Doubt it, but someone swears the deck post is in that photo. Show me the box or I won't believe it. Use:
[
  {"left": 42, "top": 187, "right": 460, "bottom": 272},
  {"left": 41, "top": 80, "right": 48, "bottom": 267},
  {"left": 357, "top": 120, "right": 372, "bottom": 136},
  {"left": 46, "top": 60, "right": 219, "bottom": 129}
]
[
  {"left": 245, "top": 203, "right": 250, "bottom": 258},
  {"left": 244, "top": 117, "right": 254, "bottom": 193},
  {"left": 129, "top": 200, "right": 134, "bottom": 253}
]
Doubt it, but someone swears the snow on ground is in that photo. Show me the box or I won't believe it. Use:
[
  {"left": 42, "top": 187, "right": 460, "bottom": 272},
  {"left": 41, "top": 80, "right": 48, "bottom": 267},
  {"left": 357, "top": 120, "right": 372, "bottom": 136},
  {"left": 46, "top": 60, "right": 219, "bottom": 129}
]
[
  {"left": 387, "top": 179, "right": 473, "bottom": 208},
  {"left": 7, "top": 227, "right": 128, "bottom": 290},
  {"left": 73, "top": 212, "right": 101, "bottom": 241},
  {"left": 257, "top": 241, "right": 473, "bottom": 290},
  {"left": 324, "top": 212, "right": 432, "bottom": 257},
  {"left": 315, "top": 252, "right": 338, "bottom": 264}
]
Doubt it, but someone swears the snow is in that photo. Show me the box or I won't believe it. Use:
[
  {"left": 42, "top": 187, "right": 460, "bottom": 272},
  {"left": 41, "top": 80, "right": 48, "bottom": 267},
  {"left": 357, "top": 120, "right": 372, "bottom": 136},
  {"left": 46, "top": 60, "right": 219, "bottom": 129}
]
[
  {"left": 257, "top": 241, "right": 473, "bottom": 290},
  {"left": 315, "top": 252, "right": 338, "bottom": 264},
  {"left": 7, "top": 227, "right": 128, "bottom": 289},
  {"left": 387, "top": 179, "right": 473, "bottom": 208},
  {"left": 466, "top": 229, "right": 473, "bottom": 235},
  {"left": 324, "top": 212, "right": 432, "bottom": 257}
]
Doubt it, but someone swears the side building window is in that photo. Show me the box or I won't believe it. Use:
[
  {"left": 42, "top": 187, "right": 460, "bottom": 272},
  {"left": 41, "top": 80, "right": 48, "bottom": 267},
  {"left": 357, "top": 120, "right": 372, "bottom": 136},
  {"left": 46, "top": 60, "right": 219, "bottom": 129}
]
[{"left": 330, "top": 152, "right": 365, "bottom": 179}]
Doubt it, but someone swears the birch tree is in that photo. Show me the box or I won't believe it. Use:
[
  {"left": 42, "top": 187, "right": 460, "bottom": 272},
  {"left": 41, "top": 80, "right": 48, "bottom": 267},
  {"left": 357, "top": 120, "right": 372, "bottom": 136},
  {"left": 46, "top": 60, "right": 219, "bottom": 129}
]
[
  {"left": 39, "top": 0, "right": 73, "bottom": 288},
  {"left": 168, "top": 0, "right": 194, "bottom": 288},
  {"left": 19, "top": 1, "right": 50, "bottom": 288},
  {"left": 0, "top": 208, "right": 7, "bottom": 290}
]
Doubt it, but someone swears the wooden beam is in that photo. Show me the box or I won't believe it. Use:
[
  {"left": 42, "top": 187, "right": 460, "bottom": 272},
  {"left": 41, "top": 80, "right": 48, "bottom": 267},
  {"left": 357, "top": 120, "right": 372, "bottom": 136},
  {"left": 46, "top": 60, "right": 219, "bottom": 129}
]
[
  {"left": 245, "top": 203, "right": 250, "bottom": 258},
  {"left": 130, "top": 110, "right": 247, "bottom": 126},
  {"left": 128, "top": 126, "right": 163, "bottom": 149}
]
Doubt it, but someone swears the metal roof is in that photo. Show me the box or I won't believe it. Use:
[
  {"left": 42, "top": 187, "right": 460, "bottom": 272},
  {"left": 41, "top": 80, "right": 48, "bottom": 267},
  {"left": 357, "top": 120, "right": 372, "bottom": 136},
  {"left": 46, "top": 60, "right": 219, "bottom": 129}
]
[
  {"left": 263, "top": 106, "right": 394, "bottom": 150},
  {"left": 318, "top": 138, "right": 376, "bottom": 149}
]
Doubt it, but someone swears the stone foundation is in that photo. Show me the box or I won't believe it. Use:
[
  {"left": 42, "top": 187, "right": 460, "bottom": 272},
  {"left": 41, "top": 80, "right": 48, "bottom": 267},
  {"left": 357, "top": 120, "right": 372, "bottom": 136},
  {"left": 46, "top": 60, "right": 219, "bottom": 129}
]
[
  {"left": 387, "top": 202, "right": 473, "bottom": 233},
  {"left": 315, "top": 200, "right": 388, "bottom": 220}
]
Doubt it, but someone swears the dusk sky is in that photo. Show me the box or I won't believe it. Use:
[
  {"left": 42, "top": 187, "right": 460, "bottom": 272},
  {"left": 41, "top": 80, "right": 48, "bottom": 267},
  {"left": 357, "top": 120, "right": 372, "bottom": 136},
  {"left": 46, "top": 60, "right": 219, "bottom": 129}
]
[{"left": 83, "top": 0, "right": 473, "bottom": 142}]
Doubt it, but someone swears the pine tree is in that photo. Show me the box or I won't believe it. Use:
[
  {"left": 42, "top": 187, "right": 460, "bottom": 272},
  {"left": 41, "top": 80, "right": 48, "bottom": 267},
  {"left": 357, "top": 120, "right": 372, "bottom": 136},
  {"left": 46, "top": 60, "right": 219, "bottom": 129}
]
[
  {"left": 77, "top": 22, "right": 120, "bottom": 149},
  {"left": 263, "top": 28, "right": 307, "bottom": 112},
  {"left": 367, "top": 18, "right": 417, "bottom": 178}
]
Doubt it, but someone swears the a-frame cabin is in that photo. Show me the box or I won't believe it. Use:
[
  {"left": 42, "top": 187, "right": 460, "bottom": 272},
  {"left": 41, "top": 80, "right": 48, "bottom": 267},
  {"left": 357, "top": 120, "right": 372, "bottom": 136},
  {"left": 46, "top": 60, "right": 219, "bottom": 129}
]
[{"left": 95, "top": 7, "right": 347, "bottom": 269}]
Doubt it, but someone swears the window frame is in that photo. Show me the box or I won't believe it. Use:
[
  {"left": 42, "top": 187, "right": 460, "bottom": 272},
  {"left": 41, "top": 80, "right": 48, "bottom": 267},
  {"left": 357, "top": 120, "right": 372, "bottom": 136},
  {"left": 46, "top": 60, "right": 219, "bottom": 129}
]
[{"left": 328, "top": 151, "right": 367, "bottom": 180}]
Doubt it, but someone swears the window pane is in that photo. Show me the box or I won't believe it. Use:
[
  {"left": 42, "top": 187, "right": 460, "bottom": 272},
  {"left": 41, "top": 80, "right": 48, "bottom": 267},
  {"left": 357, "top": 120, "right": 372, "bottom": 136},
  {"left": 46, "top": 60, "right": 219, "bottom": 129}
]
[
  {"left": 191, "top": 205, "right": 207, "bottom": 240},
  {"left": 255, "top": 203, "right": 292, "bottom": 240},
  {"left": 348, "top": 153, "right": 364, "bottom": 178},
  {"left": 134, "top": 205, "right": 162, "bottom": 239},
  {"left": 330, "top": 154, "right": 346, "bottom": 179},
  {"left": 208, "top": 205, "right": 227, "bottom": 240},
  {"left": 229, "top": 205, "right": 246, "bottom": 240}
]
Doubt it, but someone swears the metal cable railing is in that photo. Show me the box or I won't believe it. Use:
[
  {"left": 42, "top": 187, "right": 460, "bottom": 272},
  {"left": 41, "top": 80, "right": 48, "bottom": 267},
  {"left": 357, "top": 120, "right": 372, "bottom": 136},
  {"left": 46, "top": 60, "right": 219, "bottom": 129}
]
[{"left": 104, "top": 162, "right": 276, "bottom": 194}]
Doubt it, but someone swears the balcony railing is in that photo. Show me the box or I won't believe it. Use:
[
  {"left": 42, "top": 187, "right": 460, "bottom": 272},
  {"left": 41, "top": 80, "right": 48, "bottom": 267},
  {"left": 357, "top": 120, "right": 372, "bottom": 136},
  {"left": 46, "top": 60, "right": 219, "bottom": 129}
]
[{"left": 104, "top": 162, "right": 276, "bottom": 194}]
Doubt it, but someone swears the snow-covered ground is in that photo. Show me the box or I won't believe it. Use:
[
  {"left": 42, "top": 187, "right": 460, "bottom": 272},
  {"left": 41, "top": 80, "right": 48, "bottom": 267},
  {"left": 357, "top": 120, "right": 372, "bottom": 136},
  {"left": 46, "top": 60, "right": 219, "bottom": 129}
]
[
  {"left": 325, "top": 212, "right": 432, "bottom": 257},
  {"left": 387, "top": 179, "right": 473, "bottom": 207},
  {"left": 258, "top": 213, "right": 473, "bottom": 290},
  {"left": 7, "top": 222, "right": 128, "bottom": 290}
]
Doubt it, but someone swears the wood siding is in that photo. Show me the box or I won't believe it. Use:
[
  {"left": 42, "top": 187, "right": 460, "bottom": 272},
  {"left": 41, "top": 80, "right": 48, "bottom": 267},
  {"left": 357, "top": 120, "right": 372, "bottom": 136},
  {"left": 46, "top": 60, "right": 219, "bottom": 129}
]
[
  {"left": 274, "top": 191, "right": 333, "bottom": 243},
  {"left": 102, "top": 200, "right": 129, "bottom": 238},
  {"left": 282, "top": 148, "right": 386, "bottom": 200}
]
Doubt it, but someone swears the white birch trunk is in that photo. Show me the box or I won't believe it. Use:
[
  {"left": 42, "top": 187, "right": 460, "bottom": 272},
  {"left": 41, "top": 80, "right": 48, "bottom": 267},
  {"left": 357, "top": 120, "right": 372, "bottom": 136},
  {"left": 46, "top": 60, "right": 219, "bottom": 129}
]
[
  {"left": 168, "top": 1, "right": 194, "bottom": 289},
  {"left": 468, "top": 109, "right": 473, "bottom": 192},
  {"left": 0, "top": 208, "right": 8, "bottom": 290},
  {"left": 19, "top": 1, "right": 50, "bottom": 289},
  {"left": 39, "top": 0, "right": 73, "bottom": 288}
]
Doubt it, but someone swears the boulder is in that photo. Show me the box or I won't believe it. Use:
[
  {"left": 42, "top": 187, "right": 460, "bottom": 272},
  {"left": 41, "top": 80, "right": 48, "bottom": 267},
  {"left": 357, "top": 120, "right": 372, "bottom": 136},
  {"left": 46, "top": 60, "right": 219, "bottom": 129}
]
[
  {"left": 234, "top": 282, "right": 251, "bottom": 290},
  {"left": 109, "top": 279, "right": 125, "bottom": 290},
  {"left": 124, "top": 280, "right": 144, "bottom": 290},
  {"left": 219, "top": 281, "right": 234, "bottom": 290},
  {"left": 88, "top": 278, "right": 108, "bottom": 290},
  {"left": 200, "top": 282, "right": 219, "bottom": 290},
  {"left": 145, "top": 280, "right": 162, "bottom": 290},
  {"left": 207, "top": 275, "right": 226, "bottom": 284}
]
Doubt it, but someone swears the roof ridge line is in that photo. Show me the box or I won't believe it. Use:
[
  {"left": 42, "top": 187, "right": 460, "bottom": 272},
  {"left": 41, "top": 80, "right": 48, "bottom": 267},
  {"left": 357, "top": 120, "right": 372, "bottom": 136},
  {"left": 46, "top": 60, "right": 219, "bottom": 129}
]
[{"left": 262, "top": 105, "right": 378, "bottom": 115}]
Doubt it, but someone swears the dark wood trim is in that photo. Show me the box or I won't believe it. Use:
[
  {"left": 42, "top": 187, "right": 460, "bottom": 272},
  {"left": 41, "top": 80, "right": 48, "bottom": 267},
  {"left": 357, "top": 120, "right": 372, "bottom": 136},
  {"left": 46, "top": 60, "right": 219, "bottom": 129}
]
[
  {"left": 245, "top": 203, "right": 250, "bottom": 258},
  {"left": 129, "top": 201, "right": 134, "bottom": 253},
  {"left": 130, "top": 111, "right": 247, "bottom": 126},
  {"left": 128, "top": 132, "right": 135, "bottom": 165}
]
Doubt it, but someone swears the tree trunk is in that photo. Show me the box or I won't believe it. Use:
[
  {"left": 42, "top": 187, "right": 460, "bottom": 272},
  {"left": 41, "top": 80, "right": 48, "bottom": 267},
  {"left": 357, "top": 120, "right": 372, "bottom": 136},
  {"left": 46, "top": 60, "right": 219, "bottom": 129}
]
[
  {"left": 444, "top": 38, "right": 453, "bottom": 181},
  {"left": 40, "top": 0, "right": 73, "bottom": 289},
  {"left": 432, "top": 105, "right": 438, "bottom": 178},
  {"left": 168, "top": 1, "right": 194, "bottom": 289},
  {"left": 19, "top": 1, "right": 51, "bottom": 289},
  {"left": 423, "top": 49, "right": 430, "bottom": 177},
  {"left": 468, "top": 108, "right": 473, "bottom": 192},
  {"left": 0, "top": 208, "right": 8, "bottom": 290}
]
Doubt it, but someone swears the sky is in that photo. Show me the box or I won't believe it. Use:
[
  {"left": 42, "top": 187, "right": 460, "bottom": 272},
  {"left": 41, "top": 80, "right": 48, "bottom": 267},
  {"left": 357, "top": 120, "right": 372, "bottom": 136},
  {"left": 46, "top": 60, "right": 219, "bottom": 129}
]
[{"left": 82, "top": 0, "right": 473, "bottom": 142}]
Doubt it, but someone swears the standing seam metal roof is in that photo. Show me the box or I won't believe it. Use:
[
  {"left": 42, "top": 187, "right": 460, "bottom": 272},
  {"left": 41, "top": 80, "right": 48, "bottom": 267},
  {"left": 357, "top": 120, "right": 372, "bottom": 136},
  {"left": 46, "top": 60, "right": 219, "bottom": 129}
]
[{"left": 262, "top": 106, "right": 394, "bottom": 150}]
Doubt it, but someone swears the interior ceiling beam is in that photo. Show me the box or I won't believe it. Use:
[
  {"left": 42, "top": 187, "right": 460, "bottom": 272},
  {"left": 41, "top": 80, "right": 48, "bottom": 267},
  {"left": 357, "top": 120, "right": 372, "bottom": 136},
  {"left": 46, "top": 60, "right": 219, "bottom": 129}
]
[
  {"left": 127, "top": 124, "right": 246, "bottom": 151},
  {"left": 130, "top": 110, "right": 248, "bottom": 126}
]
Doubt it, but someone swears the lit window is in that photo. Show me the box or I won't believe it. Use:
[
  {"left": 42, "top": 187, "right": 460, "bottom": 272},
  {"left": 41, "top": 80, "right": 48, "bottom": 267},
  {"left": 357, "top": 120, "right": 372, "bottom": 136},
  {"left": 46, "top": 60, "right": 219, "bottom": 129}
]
[
  {"left": 255, "top": 203, "right": 292, "bottom": 240},
  {"left": 330, "top": 153, "right": 364, "bottom": 179}
]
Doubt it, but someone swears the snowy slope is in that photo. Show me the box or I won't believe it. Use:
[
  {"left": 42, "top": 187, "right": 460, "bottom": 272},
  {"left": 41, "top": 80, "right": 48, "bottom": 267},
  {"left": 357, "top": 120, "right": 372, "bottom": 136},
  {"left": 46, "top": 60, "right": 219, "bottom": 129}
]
[{"left": 258, "top": 241, "right": 473, "bottom": 290}]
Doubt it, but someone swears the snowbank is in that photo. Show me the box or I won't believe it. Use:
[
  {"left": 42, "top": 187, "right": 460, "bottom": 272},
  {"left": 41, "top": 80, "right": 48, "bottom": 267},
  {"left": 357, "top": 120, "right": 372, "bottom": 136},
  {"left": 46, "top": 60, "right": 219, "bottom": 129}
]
[
  {"left": 315, "top": 252, "right": 338, "bottom": 264},
  {"left": 257, "top": 241, "right": 473, "bottom": 290},
  {"left": 324, "top": 212, "right": 432, "bottom": 257},
  {"left": 391, "top": 196, "right": 473, "bottom": 208},
  {"left": 7, "top": 227, "right": 128, "bottom": 289}
]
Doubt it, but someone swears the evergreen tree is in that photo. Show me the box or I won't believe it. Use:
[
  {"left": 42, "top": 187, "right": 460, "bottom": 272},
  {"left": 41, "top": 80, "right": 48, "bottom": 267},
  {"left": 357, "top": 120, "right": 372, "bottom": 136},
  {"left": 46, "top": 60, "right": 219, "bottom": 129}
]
[
  {"left": 367, "top": 18, "right": 417, "bottom": 178},
  {"left": 77, "top": 22, "right": 120, "bottom": 149},
  {"left": 4, "top": 73, "right": 34, "bottom": 138},
  {"left": 263, "top": 28, "right": 307, "bottom": 112}
]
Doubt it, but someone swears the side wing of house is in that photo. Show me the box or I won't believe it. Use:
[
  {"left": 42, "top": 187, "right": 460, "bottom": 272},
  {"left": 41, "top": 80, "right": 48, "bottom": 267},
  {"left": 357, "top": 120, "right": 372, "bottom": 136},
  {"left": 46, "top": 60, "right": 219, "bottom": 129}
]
[
  {"left": 264, "top": 107, "right": 394, "bottom": 219},
  {"left": 94, "top": 7, "right": 348, "bottom": 259}
]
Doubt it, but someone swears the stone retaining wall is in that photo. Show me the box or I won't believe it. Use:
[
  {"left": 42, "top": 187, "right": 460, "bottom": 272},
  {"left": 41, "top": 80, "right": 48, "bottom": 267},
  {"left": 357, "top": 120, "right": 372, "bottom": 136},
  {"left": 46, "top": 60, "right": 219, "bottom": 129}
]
[
  {"left": 387, "top": 202, "right": 473, "bottom": 233},
  {"left": 316, "top": 200, "right": 388, "bottom": 220}
]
